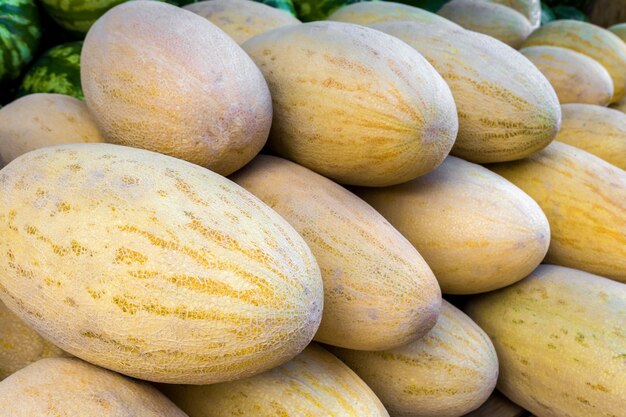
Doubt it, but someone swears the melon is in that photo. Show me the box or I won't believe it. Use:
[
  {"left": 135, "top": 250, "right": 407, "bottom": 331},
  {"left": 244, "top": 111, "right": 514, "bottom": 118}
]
[
  {"left": 489, "top": 141, "right": 626, "bottom": 283},
  {"left": 0, "top": 300, "right": 67, "bottom": 380},
  {"left": 81, "top": 1, "right": 272, "bottom": 176},
  {"left": 608, "top": 23, "right": 626, "bottom": 43},
  {"left": 231, "top": 155, "right": 441, "bottom": 350},
  {"left": 371, "top": 21, "right": 560, "bottom": 164},
  {"left": 0, "top": 94, "right": 104, "bottom": 168},
  {"left": 522, "top": 20, "right": 626, "bottom": 103},
  {"left": 0, "top": 143, "right": 323, "bottom": 384},
  {"left": 438, "top": 0, "right": 533, "bottom": 49},
  {"left": 329, "top": 301, "right": 498, "bottom": 417},
  {"left": 0, "top": 357, "right": 188, "bottom": 415},
  {"left": 465, "top": 264, "right": 626, "bottom": 417},
  {"left": 327, "top": 1, "right": 461, "bottom": 28},
  {"left": 183, "top": 0, "right": 300, "bottom": 45},
  {"left": 486, "top": 0, "right": 541, "bottom": 29},
  {"left": 355, "top": 156, "right": 549, "bottom": 294},
  {"left": 242, "top": 21, "right": 458, "bottom": 187},
  {"left": 519, "top": 46, "right": 614, "bottom": 106},
  {"left": 162, "top": 344, "right": 390, "bottom": 416},
  {"left": 555, "top": 104, "right": 626, "bottom": 170}
]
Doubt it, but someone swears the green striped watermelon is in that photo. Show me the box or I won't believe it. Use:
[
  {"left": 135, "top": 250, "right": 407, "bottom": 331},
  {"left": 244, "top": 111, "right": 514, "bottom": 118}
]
[
  {"left": 292, "top": 0, "right": 376, "bottom": 21},
  {"left": 0, "top": 0, "right": 42, "bottom": 85},
  {"left": 39, "top": 0, "right": 126, "bottom": 36},
  {"left": 17, "top": 41, "right": 83, "bottom": 99}
]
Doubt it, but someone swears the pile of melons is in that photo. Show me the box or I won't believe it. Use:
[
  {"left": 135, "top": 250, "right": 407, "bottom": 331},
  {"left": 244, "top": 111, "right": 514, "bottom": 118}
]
[{"left": 0, "top": 1, "right": 624, "bottom": 417}]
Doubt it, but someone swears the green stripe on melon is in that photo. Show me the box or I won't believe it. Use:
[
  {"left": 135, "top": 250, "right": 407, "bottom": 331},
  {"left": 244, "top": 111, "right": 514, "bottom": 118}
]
[
  {"left": 17, "top": 41, "right": 83, "bottom": 99},
  {"left": 39, "top": 0, "right": 126, "bottom": 36},
  {"left": 0, "top": 0, "right": 42, "bottom": 84},
  {"left": 293, "top": 0, "right": 376, "bottom": 21}
]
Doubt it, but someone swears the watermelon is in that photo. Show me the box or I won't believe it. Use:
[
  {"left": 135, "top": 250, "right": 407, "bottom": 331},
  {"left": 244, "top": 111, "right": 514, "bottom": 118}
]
[
  {"left": 17, "top": 41, "right": 83, "bottom": 99},
  {"left": 39, "top": 0, "right": 126, "bottom": 36},
  {"left": 293, "top": 0, "right": 376, "bottom": 21},
  {"left": 175, "top": 0, "right": 297, "bottom": 16},
  {"left": 0, "top": 0, "right": 42, "bottom": 85}
]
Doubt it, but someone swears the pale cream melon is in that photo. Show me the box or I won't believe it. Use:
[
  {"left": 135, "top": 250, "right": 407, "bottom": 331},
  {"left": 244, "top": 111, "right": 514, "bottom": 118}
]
[
  {"left": 608, "top": 23, "right": 626, "bottom": 43},
  {"left": 81, "top": 1, "right": 272, "bottom": 176},
  {"left": 370, "top": 21, "right": 560, "bottom": 163},
  {"left": 520, "top": 46, "right": 614, "bottom": 106},
  {"left": 162, "top": 344, "right": 390, "bottom": 417},
  {"left": 465, "top": 265, "right": 626, "bottom": 417},
  {"left": 486, "top": 0, "right": 541, "bottom": 29},
  {"left": 242, "top": 21, "right": 458, "bottom": 187},
  {"left": 231, "top": 155, "right": 441, "bottom": 350},
  {"left": 489, "top": 141, "right": 626, "bottom": 282},
  {"left": 0, "top": 143, "right": 323, "bottom": 384},
  {"left": 0, "top": 93, "right": 104, "bottom": 168},
  {"left": 184, "top": 0, "right": 300, "bottom": 45}
]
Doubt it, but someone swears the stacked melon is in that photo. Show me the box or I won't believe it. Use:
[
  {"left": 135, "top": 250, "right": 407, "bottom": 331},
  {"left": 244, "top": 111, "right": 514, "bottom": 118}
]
[{"left": 0, "top": 1, "right": 624, "bottom": 417}]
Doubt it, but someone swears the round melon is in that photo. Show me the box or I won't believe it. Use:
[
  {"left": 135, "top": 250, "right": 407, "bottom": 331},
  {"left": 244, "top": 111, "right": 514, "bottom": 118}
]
[
  {"left": 489, "top": 141, "right": 626, "bottom": 283},
  {"left": 231, "top": 155, "right": 441, "bottom": 350},
  {"left": 519, "top": 46, "right": 614, "bottom": 106},
  {"left": 486, "top": 0, "right": 541, "bottom": 29},
  {"left": 81, "top": 0, "right": 272, "bottom": 176},
  {"left": 329, "top": 300, "right": 498, "bottom": 417},
  {"left": 522, "top": 20, "right": 626, "bottom": 103},
  {"left": 371, "top": 21, "right": 560, "bottom": 164},
  {"left": 355, "top": 156, "right": 549, "bottom": 294},
  {"left": 0, "top": 94, "right": 104, "bottom": 168},
  {"left": 242, "top": 21, "right": 458, "bottom": 187},
  {"left": 327, "top": 2, "right": 461, "bottom": 28},
  {"left": 608, "top": 22, "right": 626, "bottom": 43},
  {"left": 465, "top": 265, "right": 626, "bottom": 417},
  {"left": 0, "top": 143, "right": 323, "bottom": 384},
  {"left": 0, "top": 300, "right": 68, "bottom": 381},
  {"left": 556, "top": 104, "right": 626, "bottom": 170},
  {"left": 39, "top": 0, "right": 126, "bottom": 36},
  {"left": 162, "top": 344, "right": 390, "bottom": 416},
  {"left": 184, "top": 0, "right": 300, "bottom": 45},
  {"left": 438, "top": 0, "right": 533, "bottom": 49},
  {"left": 0, "top": 0, "right": 42, "bottom": 85},
  {"left": 0, "top": 357, "right": 187, "bottom": 415}
]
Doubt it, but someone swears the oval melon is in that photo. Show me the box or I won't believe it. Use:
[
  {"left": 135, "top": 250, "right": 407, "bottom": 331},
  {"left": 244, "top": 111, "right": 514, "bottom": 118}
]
[
  {"left": 162, "top": 344, "right": 390, "bottom": 417},
  {"left": 0, "top": 93, "right": 104, "bottom": 168},
  {"left": 231, "top": 155, "right": 441, "bottom": 350},
  {"left": 0, "top": 357, "right": 187, "bottom": 415},
  {"left": 183, "top": 0, "right": 300, "bottom": 45},
  {"left": 355, "top": 156, "right": 549, "bottom": 294},
  {"left": 555, "top": 104, "right": 626, "bottom": 170},
  {"left": 329, "top": 300, "right": 498, "bottom": 417},
  {"left": 241, "top": 21, "right": 458, "bottom": 187},
  {"left": 438, "top": 0, "right": 533, "bottom": 49},
  {"left": 0, "top": 300, "right": 67, "bottom": 380},
  {"left": 486, "top": 0, "right": 541, "bottom": 29},
  {"left": 489, "top": 141, "right": 626, "bottom": 283},
  {"left": 519, "top": 46, "right": 613, "bottom": 106},
  {"left": 371, "top": 21, "right": 560, "bottom": 164},
  {"left": 81, "top": 0, "right": 272, "bottom": 176},
  {"left": 0, "top": 143, "right": 323, "bottom": 384},
  {"left": 522, "top": 20, "right": 626, "bottom": 103},
  {"left": 465, "top": 264, "right": 626, "bottom": 417},
  {"left": 608, "top": 22, "right": 626, "bottom": 43},
  {"left": 327, "top": 2, "right": 461, "bottom": 28}
]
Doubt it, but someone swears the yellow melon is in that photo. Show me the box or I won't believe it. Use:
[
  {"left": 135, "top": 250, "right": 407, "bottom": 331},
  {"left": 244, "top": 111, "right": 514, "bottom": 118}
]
[
  {"left": 162, "top": 344, "right": 390, "bottom": 417},
  {"left": 522, "top": 20, "right": 626, "bottom": 102},
  {"left": 489, "top": 141, "right": 626, "bottom": 283},
  {"left": 241, "top": 21, "right": 458, "bottom": 187},
  {"left": 329, "top": 301, "right": 498, "bottom": 417},
  {"left": 0, "top": 143, "right": 323, "bottom": 384},
  {"left": 0, "top": 357, "right": 187, "bottom": 415},
  {"left": 355, "top": 156, "right": 549, "bottom": 294},
  {"left": 183, "top": 0, "right": 300, "bottom": 45},
  {"left": 327, "top": 1, "right": 460, "bottom": 28},
  {"left": 465, "top": 265, "right": 626, "bottom": 417},
  {"left": 231, "top": 155, "right": 441, "bottom": 350},
  {"left": 81, "top": 1, "right": 272, "bottom": 176},
  {"left": 555, "top": 104, "right": 626, "bottom": 170},
  {"left": 0, "top": 94, "right": 104, "bottom": 168},
  {"left": 519, "top": 46, "right": 614, "bottom": 106},
  {"left": 371, "top": 21, "right": 560, "bottom": 164},
  {"left": 438, "top": 0, "right": 533, "bottom": 48}
]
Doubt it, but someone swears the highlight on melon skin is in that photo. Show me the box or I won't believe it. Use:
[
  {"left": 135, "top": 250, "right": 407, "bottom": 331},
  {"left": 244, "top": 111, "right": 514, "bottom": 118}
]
[
  {"left": 0, "top": 143, "right": 324, "bottom": 385},
  {"left": 0, "top": 357, "right": 188, "bottom": 416},
  {"left": 161, "top": 344, "right": 390, "bottom": 417},
  {"left": 80, "top": 0, "right": 273, "bottom": 176},
  {"left": 242, "top": 20, "right": 459, "bottom": 187},
  {"left": 328, "top": 301, "right": 499, "bottom": 417}
]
